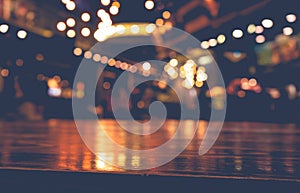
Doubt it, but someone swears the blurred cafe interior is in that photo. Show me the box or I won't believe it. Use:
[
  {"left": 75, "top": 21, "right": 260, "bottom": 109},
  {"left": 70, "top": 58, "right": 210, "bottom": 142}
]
[{"left": 1, "top": 0, "right": 300, "bottom": 192}]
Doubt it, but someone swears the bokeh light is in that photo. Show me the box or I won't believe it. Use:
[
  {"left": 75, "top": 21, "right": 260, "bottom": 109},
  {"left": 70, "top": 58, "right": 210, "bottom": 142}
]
[
  {"left": 232, "top": 29, "right": 243, "bottom": 39},
  {"left": 0, "top": 24, "right": 9, "bottom": 33},
  {"left": 17, "top": 30, "right": 28, "bottom": 39},
  {"left": 81, "top": 12, "right": 91, "bottom": 22},
  {"left": 145, "top": 0, "right": 155, "bottom": 10}
]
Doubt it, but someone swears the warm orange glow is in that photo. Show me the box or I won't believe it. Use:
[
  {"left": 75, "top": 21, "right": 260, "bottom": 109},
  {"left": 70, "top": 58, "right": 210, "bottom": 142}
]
[
  {"left": 84, "top": 51, "right": 93, "bottom": 59},
  {"left": 47, "top": 78, "right": 59, "bottom": 88},
  {"left": 36, "top": 54, "right": 44, "bottom": 61},
  {"left": 256, "top": 35, "right": 266, "bottom": 44},
  {"left": 162, "top": 11, "right": 171, "bottom": 19},
  {"left": 108, "top": 58, "right": 116, "bottom": 66},
  {"left": 0, "top": 69, "right": 9, "bottom": 77},
  {"left": 156, "top": 18, "right": 164, "bottom": 26},
  {"left": 101, "top": 56, "right": 108, "bottom": 64},
  {"left": 93, "top": 54, "right": 101, "bottom": 62},
  {"left": 112, "top": 1, "right": 121, "bottom": 8},
  {"left": 73, "top": 48, "right": 83, "bottom": 56},
  {"left": 248, "top": 78, "right": 257, "bottom": 87}
]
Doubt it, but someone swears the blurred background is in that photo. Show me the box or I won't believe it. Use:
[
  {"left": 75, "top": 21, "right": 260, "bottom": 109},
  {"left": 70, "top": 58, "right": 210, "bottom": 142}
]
[{"left": 0, "top": 0, "right": 299, "bottom": 123}]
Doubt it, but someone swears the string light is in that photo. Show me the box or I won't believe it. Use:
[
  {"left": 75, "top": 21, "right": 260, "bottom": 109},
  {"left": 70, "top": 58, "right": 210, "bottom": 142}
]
[
  {"left": 145, "top": 0, "right": 155, "bottom": 10},
  {"left": 73, "top": 48, "right": 83, "bottom": 56},
  {"left": 93, "top": 54, "right": 101, "bottom": 62},
  {"left": 84, "top": 51, "right": 93, "bottom": 59}
]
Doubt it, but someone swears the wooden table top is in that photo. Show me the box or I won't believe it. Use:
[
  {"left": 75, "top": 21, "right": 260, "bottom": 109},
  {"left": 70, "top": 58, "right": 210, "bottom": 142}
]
[{"left": 0, "top": 119, "right": 299, "bottom": 183}]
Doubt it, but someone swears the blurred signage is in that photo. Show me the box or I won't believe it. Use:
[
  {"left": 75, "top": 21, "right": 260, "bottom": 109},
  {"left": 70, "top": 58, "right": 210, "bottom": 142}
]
[{"left": 255, "top": 33, "right": 300, "bottom": 66}]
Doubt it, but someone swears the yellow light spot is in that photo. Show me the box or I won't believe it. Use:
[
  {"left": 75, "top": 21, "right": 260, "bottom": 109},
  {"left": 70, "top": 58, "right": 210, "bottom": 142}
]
[
  {"left": 217, "top": 34, "right": 226, "bottom": 44},
  {"left": 66, "top": 29, "right": 76, "bottom": 38},
  {"left": 170, "top": 59, "right": 178, "bottom": 67},
  {"left": 247, "top": 24, "right": 256, "bottom": 34}
]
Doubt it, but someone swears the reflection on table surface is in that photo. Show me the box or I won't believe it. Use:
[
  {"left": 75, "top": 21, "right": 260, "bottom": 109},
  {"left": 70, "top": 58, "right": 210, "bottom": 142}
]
[{"left": 0, "top": 120, "right": 299, "bottom": 181}]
